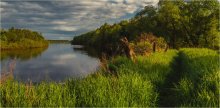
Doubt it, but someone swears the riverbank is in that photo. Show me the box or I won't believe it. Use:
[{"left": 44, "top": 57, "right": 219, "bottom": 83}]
[
  {"left": 0, "top": 39, "right": 48, "bottom": 50},
  {"left": 0, "top": 28, "right": 49, "bottom": 50},
  {"left": 1, "top": 48, "right": 219, "bottom": 107}
]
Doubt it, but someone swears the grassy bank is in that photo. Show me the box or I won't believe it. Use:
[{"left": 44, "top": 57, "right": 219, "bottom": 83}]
[
  {"left": 0, "top": 39, "right": 48, "bottom": 50},
  {"left": 0, "top": 48, "right": 219, "bottom": 107},
  {"left": 0, "top": 28, "right": 49, "bottom": 50}
]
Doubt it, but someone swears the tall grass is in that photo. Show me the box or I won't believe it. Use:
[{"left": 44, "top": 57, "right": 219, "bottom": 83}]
[
  {"left": 110, "top": 50, "right": 178, "bottom": 87},
  {"left": 0, "top": 73, "right": 156, "bottom": 107},
  {"left": 1, "top": 49, "right": 218, "bottom": 107},
  {"left": 0, "top": 50, "right": 178, "bottom": 107},
  {"left": 0, "top": 39, "right": 48, "bottom": 50},
  {"left": 0, "top": 80, "right": 75, "bottom": 107},
  {"left": 174, "top": 48, "right": 219, "bottom": 107}
]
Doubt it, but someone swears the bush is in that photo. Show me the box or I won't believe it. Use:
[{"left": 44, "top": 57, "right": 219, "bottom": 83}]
[{"left": 131, "top": 33, "right": 167, "bottom": 55}]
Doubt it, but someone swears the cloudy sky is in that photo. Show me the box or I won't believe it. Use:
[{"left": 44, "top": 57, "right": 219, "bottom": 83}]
[{"left": 0, "top": 0, "right": 159, "bottom": 40}]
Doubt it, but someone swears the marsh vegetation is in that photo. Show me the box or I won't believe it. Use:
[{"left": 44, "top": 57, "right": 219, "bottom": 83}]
[{"left": 1, "top": 49, "right": 219, "bottom": 107}]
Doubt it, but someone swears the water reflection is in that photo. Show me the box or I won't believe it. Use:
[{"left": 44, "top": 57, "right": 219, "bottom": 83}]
[
  {"left": 73, "top": 46, "right": 100, "bottom": 58},
  {"left": 0, "top": 44, "right": 100, "bottom": 83}
]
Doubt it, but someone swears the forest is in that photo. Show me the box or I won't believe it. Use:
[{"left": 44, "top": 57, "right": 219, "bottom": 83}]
[
  {"left": 0, "top": 27, "right": 48, "bottom": 50},
  {"left": 72, "top": 0, "right": 219, "bottom": 53}
]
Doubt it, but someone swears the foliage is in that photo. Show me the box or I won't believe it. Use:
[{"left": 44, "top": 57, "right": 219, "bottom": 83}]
[
  {"left": 131, "top": 33, "right": 167, "bottom": 55},
  {"left": 72, "top": 0, "right": 219, "bottom": 50},
  {"left": 131, "top": 41, "right": 152, "bottom": 55},
  {"left": 47, "top": 40, "right": 70, "bottom": 44},
  {"left": 0, "top": 27, "right": 48, "bottom": 49}
]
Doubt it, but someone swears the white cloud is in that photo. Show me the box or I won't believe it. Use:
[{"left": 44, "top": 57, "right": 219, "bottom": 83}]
[
  {"left": 18, "top": 2, "right": 46, "bottom": 11},
  {"left": 1, "top": 0, "right": 159, "bottom": 39},
  {"left": 51, "top": 20, "right": 68, "bottom": 25},
  {"left": 43, "top": 12, "right": 54, "bottom": 16},
  {"left": 52, "top": 26, "right": 78, "bottom": 31},
  {"left": 0, "top": 1, "right": 9, "bottom": 6}
]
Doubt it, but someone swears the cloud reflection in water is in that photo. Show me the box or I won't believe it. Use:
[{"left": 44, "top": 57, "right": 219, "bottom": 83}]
[{"left": 1, "top": 44, "right": 100, "bottom": 83}]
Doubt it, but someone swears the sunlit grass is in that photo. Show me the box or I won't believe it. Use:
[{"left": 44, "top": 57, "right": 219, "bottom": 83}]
[
  {"left": 0, "top": 39, "right": 48, "bottom": 50},
  {"left": 174, "top": 48, "right": 219, "bottom": 107},
  {"left": 0, "top": 49, "right": 219, "bottom": 107}
]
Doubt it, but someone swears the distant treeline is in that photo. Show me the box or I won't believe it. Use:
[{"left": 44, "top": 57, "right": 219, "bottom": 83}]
[
  {"left": 47, "top": 40, "right": 70, "bottom": 43},
  {"left": 72, "top": 0, "right": 219, "bottom": 53},
  {"left": 0, "top": 27, "right": 48, "bottom": 50}
]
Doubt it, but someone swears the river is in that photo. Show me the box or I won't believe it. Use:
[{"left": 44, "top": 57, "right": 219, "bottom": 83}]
[{"left": 0, "top": 43, "right": 100, "bottom": 83}]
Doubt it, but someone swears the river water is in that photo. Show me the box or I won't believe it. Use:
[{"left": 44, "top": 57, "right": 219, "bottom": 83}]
[{"left": 0, "top": 43, "right": 100, "bottom": 83}]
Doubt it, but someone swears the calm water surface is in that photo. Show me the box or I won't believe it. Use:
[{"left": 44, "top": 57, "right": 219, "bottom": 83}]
[{"left": 0, "top": 43, "right": 100, "bottom": 83}]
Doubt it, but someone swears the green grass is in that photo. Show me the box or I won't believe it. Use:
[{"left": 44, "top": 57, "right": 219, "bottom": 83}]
[
  {"left": 0, "top": 39, "right": 48, "bottom": 50},
  {"left": 174, "top": 48, "right": 219, "bottom": 107},
  {"left": 0, "top": 74, "right": 157, "bottom": 107},
  {"left": 0, "top": 48, "right": 219, "bottom": 107}
]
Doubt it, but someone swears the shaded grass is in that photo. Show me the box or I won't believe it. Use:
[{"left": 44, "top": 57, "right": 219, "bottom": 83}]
[{"left": 157, "top": 52, "right": 183, "bottom": 107}]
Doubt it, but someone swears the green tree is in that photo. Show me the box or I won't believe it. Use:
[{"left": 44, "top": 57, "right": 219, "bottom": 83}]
[{"left": 157, "top": 0, "right": 182, "bottom": 48}]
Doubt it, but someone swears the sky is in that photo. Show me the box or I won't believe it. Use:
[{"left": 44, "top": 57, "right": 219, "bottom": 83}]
[{"left": 0, "top": 0, "right": 159, "bottom": 40}]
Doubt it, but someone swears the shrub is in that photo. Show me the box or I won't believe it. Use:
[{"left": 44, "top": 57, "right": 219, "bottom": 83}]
[{"left": 131, "top": 33, "right": 167, "bottom": 55}]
